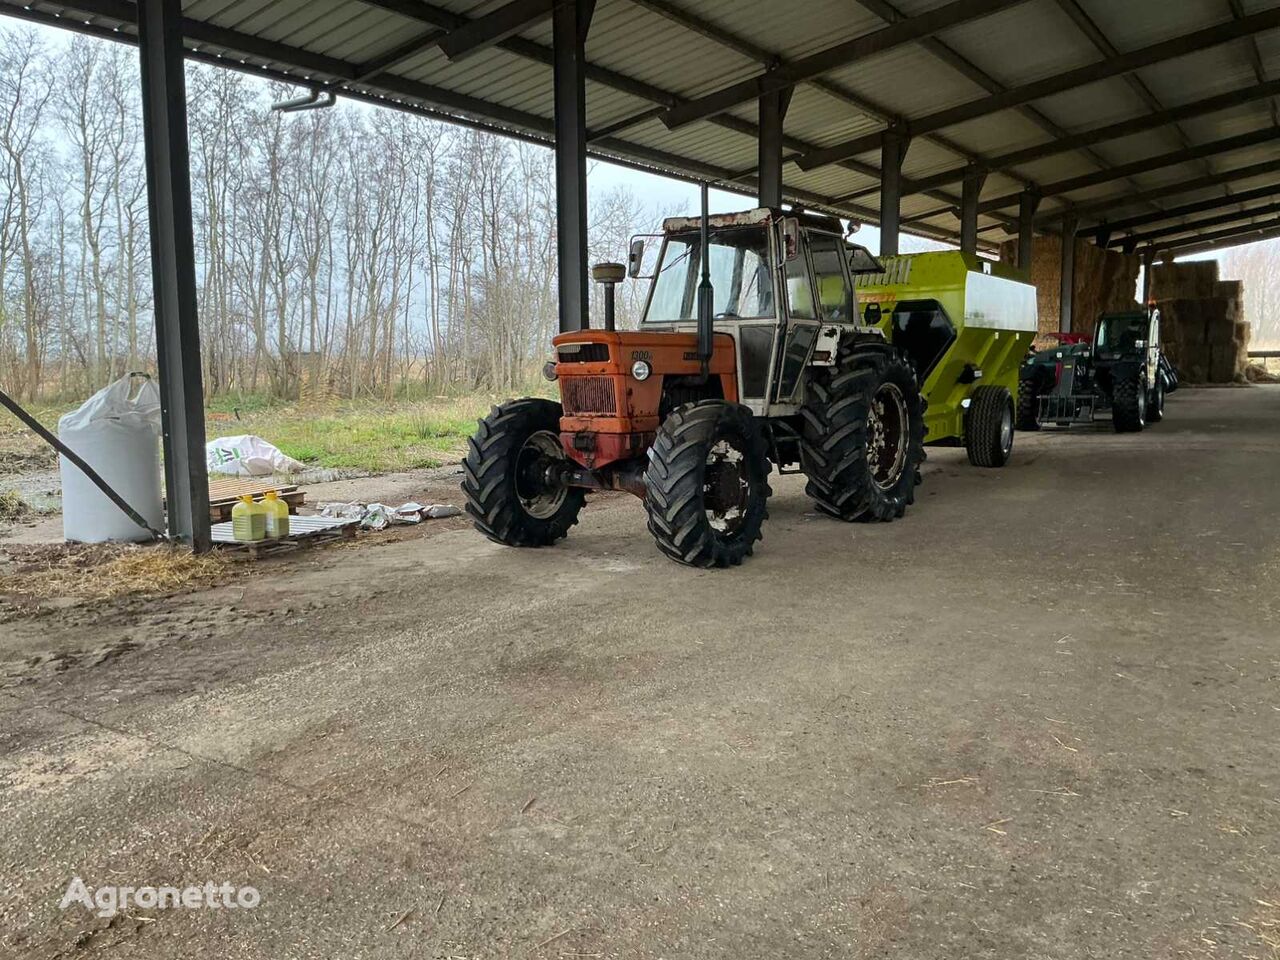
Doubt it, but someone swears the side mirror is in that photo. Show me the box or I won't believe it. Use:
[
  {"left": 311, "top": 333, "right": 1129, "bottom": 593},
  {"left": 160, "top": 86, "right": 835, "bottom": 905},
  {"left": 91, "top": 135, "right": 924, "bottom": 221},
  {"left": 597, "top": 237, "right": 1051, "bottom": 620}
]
[
  {"left": 627, "top": 238, "right": 645, "bottom": 278},
  {"left": 781, "top": 217, "right": 801, "bottom": 262}
]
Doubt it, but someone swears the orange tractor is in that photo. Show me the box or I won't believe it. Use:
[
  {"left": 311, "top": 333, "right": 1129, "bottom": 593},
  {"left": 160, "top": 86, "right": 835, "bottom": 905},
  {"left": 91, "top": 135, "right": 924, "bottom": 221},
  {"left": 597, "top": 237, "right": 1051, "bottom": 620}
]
[{"left": 462, "top": 206, "right": 926, "bottom": 567}]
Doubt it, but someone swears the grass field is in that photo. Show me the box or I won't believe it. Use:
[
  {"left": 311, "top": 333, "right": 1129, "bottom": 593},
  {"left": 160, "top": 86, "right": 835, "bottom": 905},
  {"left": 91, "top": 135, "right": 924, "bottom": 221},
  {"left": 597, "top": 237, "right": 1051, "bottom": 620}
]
[{"left": 0, "top": 392, "right": 540, "bottom": 477}]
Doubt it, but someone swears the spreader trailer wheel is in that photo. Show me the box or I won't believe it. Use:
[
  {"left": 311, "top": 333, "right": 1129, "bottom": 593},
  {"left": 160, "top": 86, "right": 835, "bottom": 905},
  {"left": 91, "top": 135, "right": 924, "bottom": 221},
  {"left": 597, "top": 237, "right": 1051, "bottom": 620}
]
[
  {"left": 461, "top": 398, "right": 585, "bottom": 547},
  {"left": 643, "top": 401, "right": 772, "bottom": 568},
  {"left": 965, "top": 385, "right": 1015, "bottom": 468}
]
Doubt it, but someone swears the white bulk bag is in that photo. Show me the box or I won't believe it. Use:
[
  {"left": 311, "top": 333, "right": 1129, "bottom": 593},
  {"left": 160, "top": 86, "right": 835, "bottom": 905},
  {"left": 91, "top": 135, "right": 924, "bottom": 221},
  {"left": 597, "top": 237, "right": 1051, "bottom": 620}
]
[
  {"left": 205, "top": 435, "right": 306, "bottom": 477},
  {"left": 58, "top": 374, "right": 164, "bottom": 543}
]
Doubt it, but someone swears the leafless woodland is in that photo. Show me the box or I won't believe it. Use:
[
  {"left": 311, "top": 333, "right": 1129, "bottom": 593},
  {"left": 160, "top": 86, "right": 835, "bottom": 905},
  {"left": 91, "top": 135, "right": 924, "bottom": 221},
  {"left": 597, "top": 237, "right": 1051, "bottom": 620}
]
[{"left": 0, "top": 26, "right": 670, "bottom": 403}]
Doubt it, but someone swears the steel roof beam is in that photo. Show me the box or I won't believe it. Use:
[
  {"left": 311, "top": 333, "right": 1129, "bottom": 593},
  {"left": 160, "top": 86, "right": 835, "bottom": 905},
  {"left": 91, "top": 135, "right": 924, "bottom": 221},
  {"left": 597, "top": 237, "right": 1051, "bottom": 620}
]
[
  {"left": 658, "top": 0, "right": 1032, "bottom": 130},
  {"left": 353, "top": 0, "right": 1011, "bottom": 227},
  {"left": 1078, "top": 181, "right": 1280, "bottom": 237},
  {"left": 901, "top": 126, "right": 1280, "bottom": 224},
  {"left": 617, "top": 0, "right": 1025, "bottom": 225},
  {"left": 852, "top": 0, "right": 1136, "bottom": 209},
  {"left": 1164, "top": 225, "right": 1280, "bottom": 258},
  {"left": 1051, "top": 0, "right": 1204, "bottom": 212},
  {"left": 1157, "top": 215, "right": 1280, "bottom": 252},
  {"left": 1033, "top": 156, "right": 1280, "bottom": 227},
  {"left": 625, "top": 0, "right": 1002, "bottom": 173},
  {"left": 890, "top": 79, "right": 1280, "bottom": 198},
  {"left": 797, "top": 8, "right": 1280, "bottom": 172},
  {"left": 1107, "top": 200, "right": 1280, "bottom": 248},
  {"left": 1228, "top": 0, "right": 1280, "bottom": 128},
  {"left": 437, "top": 0, "right": 557, "bottom": 63},
  {"left": 1053, "top": 0, "right": 1201, "bottom": 158}
]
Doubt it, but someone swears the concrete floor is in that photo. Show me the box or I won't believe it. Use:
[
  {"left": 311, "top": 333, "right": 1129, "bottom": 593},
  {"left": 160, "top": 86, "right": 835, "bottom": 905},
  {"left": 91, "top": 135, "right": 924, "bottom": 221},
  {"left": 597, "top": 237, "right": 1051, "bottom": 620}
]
[{"left": 2, "top": 386, "right": 1278, "bottom": 959}]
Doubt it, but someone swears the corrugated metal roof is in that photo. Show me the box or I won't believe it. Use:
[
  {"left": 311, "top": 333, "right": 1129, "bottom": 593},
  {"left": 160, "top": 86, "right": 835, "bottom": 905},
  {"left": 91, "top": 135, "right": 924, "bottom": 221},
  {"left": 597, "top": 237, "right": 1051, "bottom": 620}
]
[{"left": 4, "top": 0, "right": 1280, "bottom": 252}]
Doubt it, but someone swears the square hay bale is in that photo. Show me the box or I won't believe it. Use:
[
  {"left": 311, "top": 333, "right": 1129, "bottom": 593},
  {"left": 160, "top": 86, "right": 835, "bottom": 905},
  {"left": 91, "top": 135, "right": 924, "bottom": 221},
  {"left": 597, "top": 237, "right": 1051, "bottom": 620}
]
[
  {"left": 1205, "top": 308, "right": 1237, "bottom": 346},
  {"left": 1209, "top": 343, "right": 1239, "bottom": 383},
  {"left": 1157, "top": 299, "right": 1208, "bottom": 346},
  {"left": 1214, "top": 280, "right": 1243, "bottom": 300}
]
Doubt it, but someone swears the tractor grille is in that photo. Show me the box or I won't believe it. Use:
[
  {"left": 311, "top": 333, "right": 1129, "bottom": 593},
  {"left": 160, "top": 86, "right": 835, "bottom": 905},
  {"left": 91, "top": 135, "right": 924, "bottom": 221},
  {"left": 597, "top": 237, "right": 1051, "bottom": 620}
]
[
  {"left": 561, "top": 376, "right": 617, "bottom": 415},
  {"left": 558, "top": 342, "right": 610, "bottom": 363}
]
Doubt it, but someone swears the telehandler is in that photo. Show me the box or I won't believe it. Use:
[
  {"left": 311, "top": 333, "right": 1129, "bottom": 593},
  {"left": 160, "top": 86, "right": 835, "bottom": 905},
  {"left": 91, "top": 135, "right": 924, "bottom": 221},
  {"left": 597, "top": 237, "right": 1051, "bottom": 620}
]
[{"left": 462, "top": 202, "right": 926, "bottom": 568}]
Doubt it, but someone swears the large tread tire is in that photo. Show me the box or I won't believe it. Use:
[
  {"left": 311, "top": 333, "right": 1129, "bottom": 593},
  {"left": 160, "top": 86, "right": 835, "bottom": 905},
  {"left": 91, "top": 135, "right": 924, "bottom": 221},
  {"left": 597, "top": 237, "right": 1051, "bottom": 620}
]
[
  {"left": 1146, "top": 376, "right": 1165, "bottom": 424},
  {"left": 643, "top": 401, "right": 771, "bottom": 568},
  {"left": 800, "top": 342, "right": 925, "bottom": 523},
  {"left": 965, "top": 384, "right": 1015, "bottom": 468},
  {"left": 462, "top": 398, "right": 585, "bottom": 547},
  {"left": 1112, "top": 374, "right": 1147, "bottom": 433},
  {"left": 1016, "top": 377, "right": 1041, "bottom": 432}
]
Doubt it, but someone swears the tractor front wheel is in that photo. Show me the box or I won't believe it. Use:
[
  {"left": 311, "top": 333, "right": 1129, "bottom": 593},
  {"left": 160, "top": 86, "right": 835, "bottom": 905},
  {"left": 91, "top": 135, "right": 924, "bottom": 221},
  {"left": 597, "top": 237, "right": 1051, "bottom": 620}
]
[
  {"left": 462, "top": 398, "right": 585, "bottom": 547},
  {"left": 800, "top": 344, "right": 925, "bottom": 522},
  {"left": 965, "top": 385, "right": 1015, "bottom": 468},
  {"left": 1146, "top": 375, "right": 1166, "bottom": 424},
  {"left": 643, "top": 401, "right": 772, "bottom": 568},
  {"left": 1016, "top": 376, "right": 1041, "bottom": 431},
  {"left": 1112, "top": 374, "right": 1147, "bottom": 433}
]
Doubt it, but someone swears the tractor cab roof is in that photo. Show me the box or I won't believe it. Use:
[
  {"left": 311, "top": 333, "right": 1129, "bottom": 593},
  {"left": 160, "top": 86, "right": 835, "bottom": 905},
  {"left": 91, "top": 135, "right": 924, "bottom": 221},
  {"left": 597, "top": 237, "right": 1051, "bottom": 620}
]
[{"left": 661, "top": 207, "right": 844, "bottom": 235}]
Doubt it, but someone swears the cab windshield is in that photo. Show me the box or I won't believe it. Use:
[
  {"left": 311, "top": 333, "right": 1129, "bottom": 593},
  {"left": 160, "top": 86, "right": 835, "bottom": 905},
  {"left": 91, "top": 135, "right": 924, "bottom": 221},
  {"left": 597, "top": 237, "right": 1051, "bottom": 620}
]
[
  {"left": 645, "top": 227, "right": 775, "bottom": 323},
  {"left": 1096, "top": 314, "right": 1147, "bottom": 352}
]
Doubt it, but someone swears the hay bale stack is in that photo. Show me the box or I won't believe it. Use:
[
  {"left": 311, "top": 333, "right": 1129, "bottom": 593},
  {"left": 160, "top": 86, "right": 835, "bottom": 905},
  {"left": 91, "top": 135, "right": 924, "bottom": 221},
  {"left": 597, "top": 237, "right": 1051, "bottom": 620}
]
[
  {"left": 1150, "top": 261, "right": 1219, "bottom": 300},
  {"left": 1156, "top": 295, "right": 1251, "bottom": 383}
]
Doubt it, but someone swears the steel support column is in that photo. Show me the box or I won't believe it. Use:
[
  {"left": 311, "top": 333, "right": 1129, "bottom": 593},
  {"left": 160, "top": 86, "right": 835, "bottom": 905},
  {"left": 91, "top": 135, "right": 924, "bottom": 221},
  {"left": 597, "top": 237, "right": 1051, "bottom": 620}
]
[
  {"left": 1017, "top": 190, "right": 1040, "bottom": 272},
  {"left": 880, "top": 130, "right": 909, "bottom": 257},
  {"left": 757, "top": 84, "right": 793, "bottom": 208},
  {"left": 1141, "top": 247, "right": 1155, "bottom": 305},
  {"left": 138, "top": 0, "right": 210, "bottom": 552},
  {"left": 1059, "top": 216, "right": 1077, "bottom": 334},
  {"left": 960, "top": 166, "right": 986, "bottom": 254},
  {"left": 552, "top": 0, "right": 596, "bottom": 332}
]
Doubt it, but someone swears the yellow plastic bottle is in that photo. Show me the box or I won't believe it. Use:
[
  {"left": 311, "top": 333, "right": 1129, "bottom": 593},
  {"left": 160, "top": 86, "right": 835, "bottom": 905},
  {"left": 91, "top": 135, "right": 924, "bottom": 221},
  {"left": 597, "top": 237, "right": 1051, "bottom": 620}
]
[
  {"left": 262, "top": 490, "right": 290, "bottom": 539},
  {"left": 231, "top": 494, "right": 266, "bottom": 542}
]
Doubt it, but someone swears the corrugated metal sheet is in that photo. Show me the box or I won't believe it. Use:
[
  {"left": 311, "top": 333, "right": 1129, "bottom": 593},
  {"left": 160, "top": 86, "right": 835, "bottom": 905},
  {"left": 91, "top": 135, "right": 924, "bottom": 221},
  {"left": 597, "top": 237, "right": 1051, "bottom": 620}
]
[{"left": 7, "top": 0, "right": 1280, "bottom": 248}]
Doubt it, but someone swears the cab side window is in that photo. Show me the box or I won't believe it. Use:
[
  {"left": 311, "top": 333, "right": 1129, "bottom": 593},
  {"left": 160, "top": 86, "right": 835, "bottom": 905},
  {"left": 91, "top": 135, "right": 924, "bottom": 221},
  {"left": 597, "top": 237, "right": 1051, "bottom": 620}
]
[
  {"left": 783, "top": 248, "right": 816, "bottom": 319},
  {"left": 810, "top": 234, "right": 853, "bottom": 322}
]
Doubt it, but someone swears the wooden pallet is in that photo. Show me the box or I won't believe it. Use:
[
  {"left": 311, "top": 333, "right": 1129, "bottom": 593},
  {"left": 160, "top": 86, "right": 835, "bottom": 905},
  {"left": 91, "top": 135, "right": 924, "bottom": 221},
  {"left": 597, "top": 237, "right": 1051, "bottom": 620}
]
[
  {"left": 204, "top": 478, "right": 306, "bottom": 523},
  {"left": 210, "top": 515, "right": 357, "bottom": 559}
]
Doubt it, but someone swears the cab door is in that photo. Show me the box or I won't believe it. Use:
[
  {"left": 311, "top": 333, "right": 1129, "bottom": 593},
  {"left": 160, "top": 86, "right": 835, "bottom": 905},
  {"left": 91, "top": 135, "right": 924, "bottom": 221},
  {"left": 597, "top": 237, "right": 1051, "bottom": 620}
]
[{"left": 772, "top": 230, "right": 823, "bottom": 406}]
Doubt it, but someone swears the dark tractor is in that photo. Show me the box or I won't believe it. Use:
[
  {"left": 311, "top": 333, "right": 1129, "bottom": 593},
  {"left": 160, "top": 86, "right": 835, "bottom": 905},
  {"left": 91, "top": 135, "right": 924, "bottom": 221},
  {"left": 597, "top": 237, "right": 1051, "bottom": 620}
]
[{"left": 1018, "top": 310, "right": 1176, "bottom": 433}]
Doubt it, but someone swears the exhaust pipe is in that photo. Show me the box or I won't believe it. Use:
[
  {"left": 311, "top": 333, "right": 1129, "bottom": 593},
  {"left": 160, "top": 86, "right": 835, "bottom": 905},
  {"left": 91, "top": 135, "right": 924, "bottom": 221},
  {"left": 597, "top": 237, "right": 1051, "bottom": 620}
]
[{"left": 695, "top": 181, "right": 713, "bottom": 376}]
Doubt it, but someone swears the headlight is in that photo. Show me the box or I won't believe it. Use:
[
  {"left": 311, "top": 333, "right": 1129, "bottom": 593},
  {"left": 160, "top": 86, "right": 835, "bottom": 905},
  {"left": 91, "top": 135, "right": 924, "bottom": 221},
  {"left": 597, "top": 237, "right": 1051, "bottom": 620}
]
[
  {"left": 631, "top": 360, "right": 651, "bottom": 381},
  {"left": 542, "top": 360, "right": 558, "bottom": 382}
]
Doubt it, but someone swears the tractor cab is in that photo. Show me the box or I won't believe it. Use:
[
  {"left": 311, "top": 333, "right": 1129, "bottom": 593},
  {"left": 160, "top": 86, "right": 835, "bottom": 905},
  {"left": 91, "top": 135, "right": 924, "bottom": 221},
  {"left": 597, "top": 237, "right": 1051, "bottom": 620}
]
[{"left": 632, "top": 208, "right": 882, "bottom": 414}]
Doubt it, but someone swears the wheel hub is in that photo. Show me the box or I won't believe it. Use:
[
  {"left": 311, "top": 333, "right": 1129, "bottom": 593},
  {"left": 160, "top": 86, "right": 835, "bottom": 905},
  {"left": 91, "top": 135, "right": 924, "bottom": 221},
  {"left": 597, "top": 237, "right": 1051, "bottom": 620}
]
[
  {"left": 515, "top": 431, "right": 570, "bottom": 519},
  {"left": 868, "top": 382, "right": 909, "bottom": 491},
  {"left": 704, "top": 438, "right": 749, "bottom": 534}
]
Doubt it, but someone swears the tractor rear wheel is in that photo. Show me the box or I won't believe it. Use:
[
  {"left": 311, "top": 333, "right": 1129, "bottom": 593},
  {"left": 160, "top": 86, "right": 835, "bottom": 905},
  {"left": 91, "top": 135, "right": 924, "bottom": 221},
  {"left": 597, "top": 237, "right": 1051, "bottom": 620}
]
[
  {"left": 643, "top": 401, "right": 771, "bottom": 568},
  {"left": 965, "top": 385, "right": 1015, "bottom": 468},
  {"left": 800, "top": 344, "right": 925, "bottom": 522},
  {"left": 1112, "top": 373, "right": 1147, "bottom": 433},
  {"left": 462, "top": 398, "right": 585, "bottom": 547}
]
